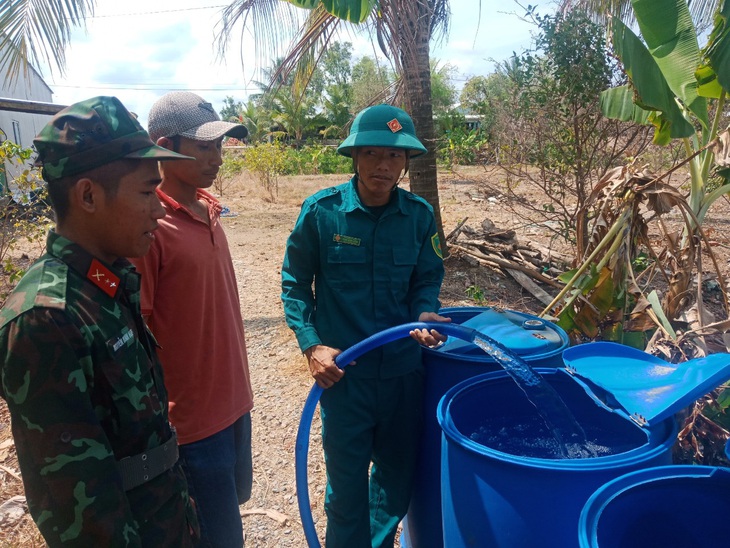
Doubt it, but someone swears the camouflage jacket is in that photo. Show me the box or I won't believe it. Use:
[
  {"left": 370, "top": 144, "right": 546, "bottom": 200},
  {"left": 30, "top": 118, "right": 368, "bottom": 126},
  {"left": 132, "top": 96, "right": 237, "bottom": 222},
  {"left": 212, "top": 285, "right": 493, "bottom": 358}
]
[{"left": 0, "top": 232, "right": 197, "bottom": 547}]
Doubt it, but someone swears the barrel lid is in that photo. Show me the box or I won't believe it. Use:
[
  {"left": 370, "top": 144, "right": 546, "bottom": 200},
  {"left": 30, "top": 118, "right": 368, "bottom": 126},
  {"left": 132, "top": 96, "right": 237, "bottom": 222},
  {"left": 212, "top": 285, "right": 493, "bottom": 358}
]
[
  {"left": 562, "top": 342, "right": 730, "bottom": 426},
  {"left": 437, "top": 309, "right": 565, "bottom": 356}
]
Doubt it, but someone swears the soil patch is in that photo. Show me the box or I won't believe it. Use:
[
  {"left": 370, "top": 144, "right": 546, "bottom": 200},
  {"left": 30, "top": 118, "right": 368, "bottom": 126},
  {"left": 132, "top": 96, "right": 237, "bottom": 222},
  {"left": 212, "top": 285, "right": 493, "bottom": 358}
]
[{"left": 1, "top": 166, "right": 728, "bottom": 546}]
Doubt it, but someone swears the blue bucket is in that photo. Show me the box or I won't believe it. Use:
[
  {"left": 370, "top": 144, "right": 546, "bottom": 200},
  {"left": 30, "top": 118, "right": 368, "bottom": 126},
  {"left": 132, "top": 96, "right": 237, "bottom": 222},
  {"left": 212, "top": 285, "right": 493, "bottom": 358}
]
[
  {"left": 402, "top": 307, "right": 569, "bottom": 548},
  {"left": 437, "top": 368, "right": 677, "bottom": 547},
  {"left": 579, "top": 465, "right": 730, "bottom": 547}
]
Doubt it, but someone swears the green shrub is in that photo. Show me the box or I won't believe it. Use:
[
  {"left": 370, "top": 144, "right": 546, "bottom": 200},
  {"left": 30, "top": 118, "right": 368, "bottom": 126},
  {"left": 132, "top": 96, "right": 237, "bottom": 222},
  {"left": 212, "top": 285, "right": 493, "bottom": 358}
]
[
  {"left": 216, "top": 149, "right": 247, "bottom": 196},
  {"left": 241, "top": 143, "right": 287, "bottom": 201},
  {"left": 0, "top": 141, "right": 53, "bottom": 304},
  {"left": 437, "top": 127, "right": 490, "bottom": 167}
]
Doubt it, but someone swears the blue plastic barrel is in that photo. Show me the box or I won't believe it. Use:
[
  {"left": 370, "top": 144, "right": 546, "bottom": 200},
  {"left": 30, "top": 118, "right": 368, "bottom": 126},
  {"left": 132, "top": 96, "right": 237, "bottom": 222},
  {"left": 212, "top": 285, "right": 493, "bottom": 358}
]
[
  {"left": 437, "top": 368, "right": 677, "bottom": 548},
  {"left": 579, "top": 465, "right": 730, "bottom": 547},
  {"left": 402, "top": 307, "right": 569, "bottom": 548}
]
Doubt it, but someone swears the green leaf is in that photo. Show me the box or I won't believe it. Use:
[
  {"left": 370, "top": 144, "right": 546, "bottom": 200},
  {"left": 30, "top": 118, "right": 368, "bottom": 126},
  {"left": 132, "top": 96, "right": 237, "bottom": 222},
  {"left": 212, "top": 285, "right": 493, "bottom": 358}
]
[
  {"left": 621, "top": 330, "right": 649, "bottom": 349},
  {"left": 647, "top": 111, "right": 674, "bottom": 145},
  {"left": 702, "top": 0, "right": 730, "bottom": 94},
  {"left": 0, "top": 0, "right": 94, "bottom": 84},
  {"left": 632, "top": 0, "right": 709, "bottom": 129},
  {"left": 716, "top": 384, "right": 730, "bottom": 408},
  {"left": 321, "top": 0, "right": 375, "bottom": 23},
  {"left": 285, "top": 0, "right": 375, "bottom": 23},
  {"left": 610, "top": 17, "right": 695, "bottom": 140},
  {"left": 590, "top": 268, "right": 616, "bottom": 316},
  {"left": 558, "top": 268, "right": 579, "bottom": 284},
  {"left": 600, "top": 85, "right": 652, "bottom": 124},
  {"left": 647, "top": 289, "right": 677, "bottom": 339},
  {"left": 695, "top": 63, "right": 725, "bottom": 98}
]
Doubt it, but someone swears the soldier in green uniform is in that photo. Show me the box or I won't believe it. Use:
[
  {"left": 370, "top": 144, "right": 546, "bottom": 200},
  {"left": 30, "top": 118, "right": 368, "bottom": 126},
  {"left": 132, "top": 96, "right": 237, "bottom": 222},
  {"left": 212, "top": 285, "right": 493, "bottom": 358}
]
[
  {"left": 281, "top": 104, "right": 450, "bottom": 548},
  {"left": 0, "top": 96, "right": 199, "bottom": 546}
]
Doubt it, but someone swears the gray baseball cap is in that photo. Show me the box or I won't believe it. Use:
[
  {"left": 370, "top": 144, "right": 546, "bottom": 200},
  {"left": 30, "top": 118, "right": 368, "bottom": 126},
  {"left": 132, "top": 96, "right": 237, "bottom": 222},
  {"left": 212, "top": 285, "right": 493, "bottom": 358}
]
[{"left": 148, "top": 91, "right": 249, "bottom": 142}]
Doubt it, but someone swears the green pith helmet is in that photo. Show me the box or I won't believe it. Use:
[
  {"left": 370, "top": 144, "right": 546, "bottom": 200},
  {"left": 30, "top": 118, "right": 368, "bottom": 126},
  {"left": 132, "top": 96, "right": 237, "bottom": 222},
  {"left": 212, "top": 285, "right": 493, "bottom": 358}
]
[{"left": 337, "top": 104, "right": 427, "bottom": 158}]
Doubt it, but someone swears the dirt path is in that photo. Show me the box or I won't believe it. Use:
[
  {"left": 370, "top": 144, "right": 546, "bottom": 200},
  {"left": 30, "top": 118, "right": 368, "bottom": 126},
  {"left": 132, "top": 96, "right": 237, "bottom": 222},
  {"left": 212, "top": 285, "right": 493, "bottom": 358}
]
[{"left": 8, "top": 165, "right": 726, "bottom": 546}]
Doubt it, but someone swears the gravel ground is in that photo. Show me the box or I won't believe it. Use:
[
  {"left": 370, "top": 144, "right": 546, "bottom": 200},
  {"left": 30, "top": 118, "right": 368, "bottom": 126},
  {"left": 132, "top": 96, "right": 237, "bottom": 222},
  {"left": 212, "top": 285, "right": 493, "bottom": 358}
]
[{"left": 0, "top": 167, "right": 582, "bottom": 546}]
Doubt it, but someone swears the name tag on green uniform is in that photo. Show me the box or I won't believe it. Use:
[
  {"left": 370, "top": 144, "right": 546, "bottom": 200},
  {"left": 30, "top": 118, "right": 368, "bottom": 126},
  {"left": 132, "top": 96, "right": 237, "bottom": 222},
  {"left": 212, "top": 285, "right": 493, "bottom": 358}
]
[
  {"left": 333, "top": 234, "right": 361, "bottom": 246},
  {"left": 109, "top": 326, "right": 135, "bottom": 353}
]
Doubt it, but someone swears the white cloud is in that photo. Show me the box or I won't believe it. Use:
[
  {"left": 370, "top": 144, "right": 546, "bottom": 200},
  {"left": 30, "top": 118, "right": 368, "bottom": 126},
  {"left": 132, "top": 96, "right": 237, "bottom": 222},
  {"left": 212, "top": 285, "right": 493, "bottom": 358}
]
[{"left": 40, "top": 0, "right": 552, "bottom": 127}]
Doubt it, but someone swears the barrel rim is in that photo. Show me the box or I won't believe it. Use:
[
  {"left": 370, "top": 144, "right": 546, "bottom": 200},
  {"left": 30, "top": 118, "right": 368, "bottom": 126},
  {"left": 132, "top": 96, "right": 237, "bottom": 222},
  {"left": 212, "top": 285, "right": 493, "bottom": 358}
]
[
  {"left": 578, "top": 465, "right": 730, "bottom": 546},
  {"left": 437, "top": 368, "right": 678, "bottom": 471},
  {"left": 424, "top": 306, "right": 570, "bottom": 362}
]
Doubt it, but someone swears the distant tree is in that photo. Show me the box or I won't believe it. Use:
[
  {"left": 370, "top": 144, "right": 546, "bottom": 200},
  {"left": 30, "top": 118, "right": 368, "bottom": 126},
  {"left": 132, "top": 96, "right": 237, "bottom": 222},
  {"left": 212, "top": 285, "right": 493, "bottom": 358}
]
[
  {"left": 238, "top": 99, "right": 271, "bottom": 143},
  {"left": 270, "top": 88, "right": 325, "bottom": 145},
  {"left": 220, "top": 96, "right": 245, "bottom": 122},
  {"left": 314, "top": 41, "right": 355, "bottom": 137},
  {"left": 351, "top": 56, "right": 394, "bottom": 110},
  {"left": 321, "top": 85, "right": 352, "bottom": 139},
  {"left": 321, "top": 41, "right": 353, "bottom": 90},
  {"left": 460, "top": 72, "right": 515, "bottom": 140},
  {"left": 497, "top": 9, "right": 651, "bottom": 246},
  {"left": 430, "top": 61, "right": 458, "bottom": 116}
]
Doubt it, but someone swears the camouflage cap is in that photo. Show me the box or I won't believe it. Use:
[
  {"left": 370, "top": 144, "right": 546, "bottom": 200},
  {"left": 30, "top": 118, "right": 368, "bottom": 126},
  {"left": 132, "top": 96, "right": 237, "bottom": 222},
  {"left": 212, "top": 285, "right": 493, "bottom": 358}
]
[{"left": 34, "top": 96, "right": 193, "bottom": 181}]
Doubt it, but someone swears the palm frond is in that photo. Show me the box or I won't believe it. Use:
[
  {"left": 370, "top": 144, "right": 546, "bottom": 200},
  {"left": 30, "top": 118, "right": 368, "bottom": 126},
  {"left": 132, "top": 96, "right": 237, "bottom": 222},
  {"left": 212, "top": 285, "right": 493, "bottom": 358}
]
[
  {"left": 216, "top": 0, "right": 308, "bottom": 71},
  {"left": 0, "top": 0, "right": 94, "bottom": 84}
]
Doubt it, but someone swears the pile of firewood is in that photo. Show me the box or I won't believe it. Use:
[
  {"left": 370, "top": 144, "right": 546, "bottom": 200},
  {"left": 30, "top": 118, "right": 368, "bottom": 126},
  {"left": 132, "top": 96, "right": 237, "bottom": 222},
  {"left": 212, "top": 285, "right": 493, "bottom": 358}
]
[{"left": 446, "top": 217, "right": 571, "bottom": 307}]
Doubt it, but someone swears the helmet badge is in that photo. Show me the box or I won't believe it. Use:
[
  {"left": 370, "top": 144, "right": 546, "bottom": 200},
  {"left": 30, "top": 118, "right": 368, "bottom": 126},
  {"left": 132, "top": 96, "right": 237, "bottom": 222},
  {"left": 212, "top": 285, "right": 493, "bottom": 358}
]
[{"left": 387, "top": 118, "right": 403, "bottom": 133}]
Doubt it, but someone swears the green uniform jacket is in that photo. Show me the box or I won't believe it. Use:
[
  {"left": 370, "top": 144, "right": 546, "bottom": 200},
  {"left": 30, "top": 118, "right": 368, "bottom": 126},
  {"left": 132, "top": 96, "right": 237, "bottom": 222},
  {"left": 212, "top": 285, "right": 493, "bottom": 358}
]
[
  {"left": 0, "top": 232, "right": 196, "bottom": 547},
  {"left": 281, "top": 177, "right": 445, "bottom": 379}
]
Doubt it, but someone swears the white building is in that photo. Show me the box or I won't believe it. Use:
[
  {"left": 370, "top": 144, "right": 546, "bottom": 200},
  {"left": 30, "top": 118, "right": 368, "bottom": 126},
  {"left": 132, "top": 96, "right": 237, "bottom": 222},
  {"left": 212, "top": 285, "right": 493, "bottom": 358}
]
[{"left": 0, "top": 40, "right": 55, "bottom": 193}]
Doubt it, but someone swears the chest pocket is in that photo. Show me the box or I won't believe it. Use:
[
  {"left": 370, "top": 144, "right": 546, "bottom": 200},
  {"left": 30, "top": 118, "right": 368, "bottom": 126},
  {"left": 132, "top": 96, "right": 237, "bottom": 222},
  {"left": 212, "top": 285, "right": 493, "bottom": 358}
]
[
  {"left": 388, "top": 245, "right": 419, "bottom": 296},
  {"left": 101, "top": 327, "right": 158, "bottom": 410},
  {"left": 326, "top": 244, "right": 368, "bottom": 287},
  {"left": 392, "top": 245, "right": 418, "bottom": 269}
]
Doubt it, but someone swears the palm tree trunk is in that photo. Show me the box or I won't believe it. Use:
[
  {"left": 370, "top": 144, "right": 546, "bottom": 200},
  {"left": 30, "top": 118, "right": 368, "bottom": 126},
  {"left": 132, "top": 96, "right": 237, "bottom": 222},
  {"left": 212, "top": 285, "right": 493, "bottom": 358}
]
[{"left": 399, "top": 2, "right": 447, "bottom": 254}]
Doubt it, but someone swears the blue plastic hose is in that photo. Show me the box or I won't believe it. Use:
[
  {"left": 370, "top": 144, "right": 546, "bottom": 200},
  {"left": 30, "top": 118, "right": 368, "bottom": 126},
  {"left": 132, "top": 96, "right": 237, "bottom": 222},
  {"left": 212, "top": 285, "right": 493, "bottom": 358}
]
[{"left": 294, "top": 322, "right": 481, "bottom": 547}]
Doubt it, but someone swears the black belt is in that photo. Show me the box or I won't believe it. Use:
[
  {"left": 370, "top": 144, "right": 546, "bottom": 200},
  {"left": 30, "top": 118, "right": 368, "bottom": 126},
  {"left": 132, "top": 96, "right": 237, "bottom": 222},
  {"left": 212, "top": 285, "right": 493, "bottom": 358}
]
[{"left": 117, "top": 432, "right": 179, "bottom": 491}]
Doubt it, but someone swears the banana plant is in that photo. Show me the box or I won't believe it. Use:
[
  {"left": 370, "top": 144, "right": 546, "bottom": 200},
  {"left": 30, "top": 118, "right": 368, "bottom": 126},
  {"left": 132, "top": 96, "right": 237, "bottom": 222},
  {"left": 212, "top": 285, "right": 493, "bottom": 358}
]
[
  {"left": 550, "top": 0, "right": 730, "bottom": 337},
  {"left": 546, "top": 1, "right": 730, "bottom": 463},
  {"left": 601, "top": 0, "right": 730, "bottom": 224}
]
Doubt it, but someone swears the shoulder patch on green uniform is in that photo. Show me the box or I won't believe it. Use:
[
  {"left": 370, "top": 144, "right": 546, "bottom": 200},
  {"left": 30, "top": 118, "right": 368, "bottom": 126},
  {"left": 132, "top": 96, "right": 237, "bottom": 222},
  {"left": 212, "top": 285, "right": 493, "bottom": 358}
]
[
  {"left": 0, "top": 258, "right": 68, "bottom": 329},
  {"left": 333, "top": 234, "right": 361, "bottom": 247},
  {"left": 431, "top": 233, "right": 443, "bottom": 259}
]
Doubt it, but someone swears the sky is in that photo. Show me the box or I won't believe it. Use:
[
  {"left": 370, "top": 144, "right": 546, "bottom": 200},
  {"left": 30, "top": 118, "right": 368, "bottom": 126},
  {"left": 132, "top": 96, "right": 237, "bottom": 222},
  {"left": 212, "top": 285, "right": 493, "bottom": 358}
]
[{"left": 41, "top": 0, "right": 554, "bottom": 128}]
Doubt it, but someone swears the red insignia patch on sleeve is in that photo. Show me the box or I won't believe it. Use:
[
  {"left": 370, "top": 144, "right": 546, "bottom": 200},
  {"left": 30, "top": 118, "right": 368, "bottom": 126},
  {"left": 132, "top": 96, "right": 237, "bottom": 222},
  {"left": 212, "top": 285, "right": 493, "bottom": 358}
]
[
  {"left": 387, "top": 118, "right": 403, "bottom": 133},
  {"left": 87, "top": 258, "right": 120, "bottom": 298}
]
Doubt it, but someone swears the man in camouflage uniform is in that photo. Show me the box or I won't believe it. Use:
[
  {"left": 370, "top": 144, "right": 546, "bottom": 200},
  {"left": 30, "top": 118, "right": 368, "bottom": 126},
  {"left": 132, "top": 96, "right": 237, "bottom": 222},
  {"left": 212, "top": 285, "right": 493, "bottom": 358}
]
[{"left": 0, "top": 96, "right": 199, "bottom": 546}]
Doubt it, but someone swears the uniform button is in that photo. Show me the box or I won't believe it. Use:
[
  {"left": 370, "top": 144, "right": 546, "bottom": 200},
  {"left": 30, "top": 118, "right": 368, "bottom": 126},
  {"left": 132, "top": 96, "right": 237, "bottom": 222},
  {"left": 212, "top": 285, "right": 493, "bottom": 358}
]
[{"left": 60, "top": 432, "right": 72, "bottom": 443}]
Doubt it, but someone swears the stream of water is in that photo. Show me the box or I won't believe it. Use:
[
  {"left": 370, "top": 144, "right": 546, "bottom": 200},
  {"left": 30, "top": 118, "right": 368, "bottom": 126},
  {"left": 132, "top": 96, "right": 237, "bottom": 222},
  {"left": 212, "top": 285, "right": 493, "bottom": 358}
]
[{"left": 472, "top": 333, "right": 599, "bottom": 459}]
